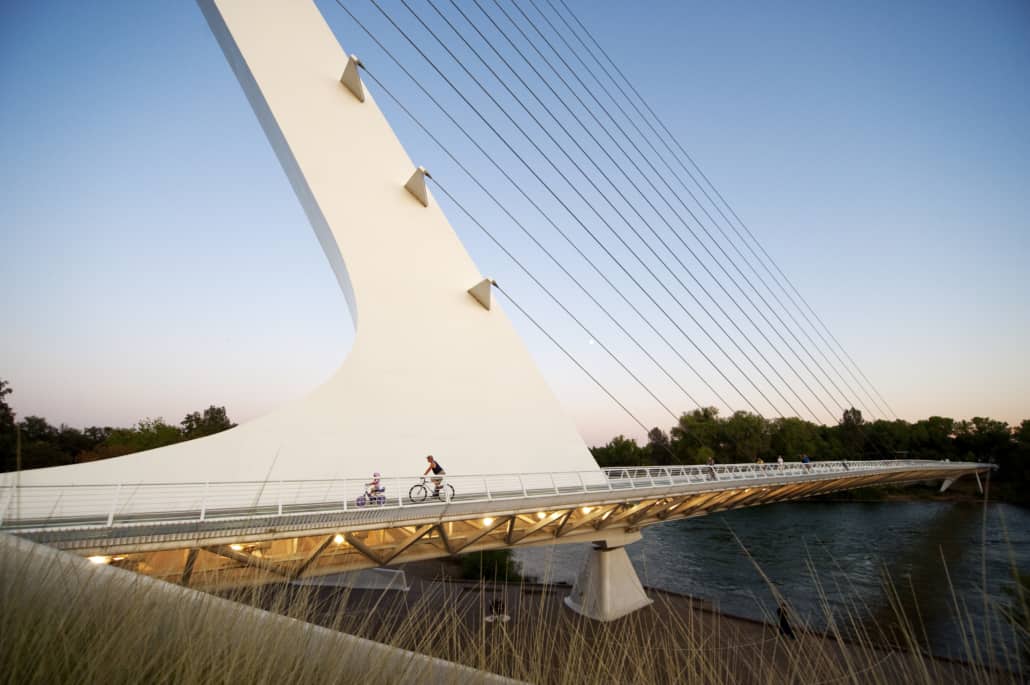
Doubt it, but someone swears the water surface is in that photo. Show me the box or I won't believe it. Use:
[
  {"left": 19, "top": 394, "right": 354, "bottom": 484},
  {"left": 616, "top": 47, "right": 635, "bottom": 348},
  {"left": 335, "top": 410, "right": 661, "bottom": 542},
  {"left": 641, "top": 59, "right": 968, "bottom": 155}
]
[{"left": 514, "top": 501, "right": 1029, "bottom": 660}]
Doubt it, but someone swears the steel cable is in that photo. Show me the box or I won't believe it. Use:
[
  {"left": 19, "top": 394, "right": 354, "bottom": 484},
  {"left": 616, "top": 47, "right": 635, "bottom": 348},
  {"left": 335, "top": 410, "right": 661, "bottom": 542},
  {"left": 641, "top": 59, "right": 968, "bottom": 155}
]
[
  {"left": 379, "top": 0, "right": 799, "bottom": 418},
  {"left": 549, "top": 0, "right": 897, "bottom": 420},
  {"left": 334, "top": 0, "right": 766, "bottom": 416},
  {"left": 341, "top": 21, "right": 730, "bottom": 412},
  {"left": 500, "top": 0, "right": 862, "bottom": 421}
]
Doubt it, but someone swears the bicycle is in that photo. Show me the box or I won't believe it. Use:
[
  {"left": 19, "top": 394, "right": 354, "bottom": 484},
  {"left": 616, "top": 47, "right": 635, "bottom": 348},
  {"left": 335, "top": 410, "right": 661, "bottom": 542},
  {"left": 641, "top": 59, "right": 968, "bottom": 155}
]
[
  {"left": 408, "top": 477, "right": 455, "bottom": 503},
  {"left": 356, "top": 483, "right": 387, "bottom": 507}
]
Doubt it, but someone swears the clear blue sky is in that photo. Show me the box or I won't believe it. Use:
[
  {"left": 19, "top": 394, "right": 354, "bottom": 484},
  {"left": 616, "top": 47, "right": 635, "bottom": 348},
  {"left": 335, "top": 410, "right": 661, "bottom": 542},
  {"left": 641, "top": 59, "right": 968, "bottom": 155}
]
[{"left": 2, "top": 1, "right": 1028, "bottom": 446}]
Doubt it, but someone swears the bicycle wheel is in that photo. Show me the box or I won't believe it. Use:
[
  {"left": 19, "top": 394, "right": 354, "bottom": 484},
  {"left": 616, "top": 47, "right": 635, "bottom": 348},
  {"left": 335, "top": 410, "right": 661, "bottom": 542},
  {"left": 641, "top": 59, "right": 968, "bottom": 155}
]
[
  {"left": 408, "top": 483, "right": 428, "bottom": 503},
  {"left": 443, "top": 484, "right": 456, "bottom": 501}
]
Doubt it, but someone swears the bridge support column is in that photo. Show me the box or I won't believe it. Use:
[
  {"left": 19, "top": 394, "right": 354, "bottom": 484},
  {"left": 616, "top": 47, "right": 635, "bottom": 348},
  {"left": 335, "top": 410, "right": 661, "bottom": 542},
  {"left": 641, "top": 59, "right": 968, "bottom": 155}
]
[{"left": 564, "top": 532, "right": 652, "bottom": 622}]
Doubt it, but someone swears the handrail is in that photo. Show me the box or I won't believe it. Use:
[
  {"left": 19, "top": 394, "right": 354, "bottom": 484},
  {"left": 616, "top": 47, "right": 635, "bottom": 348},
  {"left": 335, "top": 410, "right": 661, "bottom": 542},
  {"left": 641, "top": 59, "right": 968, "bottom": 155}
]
[{"left": 0, "top": 459, "right": 989, "bottom": 532}]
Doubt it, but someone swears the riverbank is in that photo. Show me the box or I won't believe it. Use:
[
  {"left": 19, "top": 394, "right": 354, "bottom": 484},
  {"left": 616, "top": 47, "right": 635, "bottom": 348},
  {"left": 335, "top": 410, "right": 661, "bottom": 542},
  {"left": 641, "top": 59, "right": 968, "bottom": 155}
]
[
  {"left": 803, "top": 474, "right": 1028, "bottom": 506},
  {"left": 236, "top": 561, "right": 1014, "bottom": 684}
]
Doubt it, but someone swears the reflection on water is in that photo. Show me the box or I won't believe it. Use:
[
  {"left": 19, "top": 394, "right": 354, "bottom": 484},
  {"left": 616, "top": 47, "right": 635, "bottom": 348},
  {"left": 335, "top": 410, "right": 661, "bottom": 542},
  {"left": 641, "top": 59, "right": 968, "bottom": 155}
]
[{"left": 514, "top": 501, "right": 1029, "bottom": 659}]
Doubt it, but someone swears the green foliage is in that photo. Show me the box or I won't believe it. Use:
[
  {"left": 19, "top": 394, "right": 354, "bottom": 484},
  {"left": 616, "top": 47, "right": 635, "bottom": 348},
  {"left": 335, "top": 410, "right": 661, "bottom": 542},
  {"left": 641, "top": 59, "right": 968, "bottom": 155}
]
[
  {"left": 670, "top": 407, "right": 721, "bottom": 463},
  {"left": 646, "top": 427, "right": 672, "bottom": 464},
  {"left": 590, "top": 434, "right": 645, "bottom": 467},
  {"left": 592, "top": 407, "right": 1029, "bottom": 505},
  {"left": 0, "top": 380, "right": 17, "bottom": 472},
  {"left": 181, "top": 405, "right": 237, "bottom": 439},
  {"left": 460, "top": 549, "right": 522, "bottom": 582},
  {"left": 721, "top": 411, "right": 769, "bottom": 462},
  {"left": 0, "top": 380, "right": 237, "bottom": 473}
]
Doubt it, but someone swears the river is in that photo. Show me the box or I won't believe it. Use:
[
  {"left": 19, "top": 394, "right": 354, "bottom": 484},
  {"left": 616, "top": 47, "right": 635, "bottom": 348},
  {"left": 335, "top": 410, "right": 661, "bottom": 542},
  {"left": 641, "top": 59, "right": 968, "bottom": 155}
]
[{"left": 513, "top": 500, "right": 1029, "bottom": 661}]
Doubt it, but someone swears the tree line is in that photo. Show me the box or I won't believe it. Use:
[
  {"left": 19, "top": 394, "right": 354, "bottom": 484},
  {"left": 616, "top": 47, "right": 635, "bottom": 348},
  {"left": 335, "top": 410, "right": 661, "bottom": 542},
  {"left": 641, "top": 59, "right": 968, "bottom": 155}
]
[
  {"left": 589, "top": 407, "right": 1029, "bottom": 505},
  {"left": 2, "top": 378, "right": 1026, "bottom": 504},
  {"left": 0, "top": 379, "right": 235, "bottom": 473}
]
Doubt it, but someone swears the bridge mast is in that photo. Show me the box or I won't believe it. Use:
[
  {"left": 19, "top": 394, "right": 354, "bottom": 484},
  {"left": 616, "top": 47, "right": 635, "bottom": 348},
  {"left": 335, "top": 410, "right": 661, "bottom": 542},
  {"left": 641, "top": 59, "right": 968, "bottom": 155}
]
[{"left": 9, "top": 0, "right": 598, "bottom": 487}]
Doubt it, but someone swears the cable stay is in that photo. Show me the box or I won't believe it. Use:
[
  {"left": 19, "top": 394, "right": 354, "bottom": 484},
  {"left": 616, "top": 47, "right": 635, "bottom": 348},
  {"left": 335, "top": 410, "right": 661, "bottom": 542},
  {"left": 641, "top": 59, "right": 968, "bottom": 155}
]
[
  {"left": 337, "top": 0, "right": 776, "bottom": 418},
  {"left": 460, "top": 0, "right": 850, "bottom": 423},
  {"left": 353, "top": 51, "right": 730, "bottom": 415},
  {"left": 383, "top": 0, "right": 808, "bottom": 420},
  {"left": 547, "top": 0, "right": 898, "bottom": 420},
  {"left": 501, "top": 0, "right": 862, "bottom": 421},
  {"left": 333, "top": 0, "right": 899, "bottom": 447}
]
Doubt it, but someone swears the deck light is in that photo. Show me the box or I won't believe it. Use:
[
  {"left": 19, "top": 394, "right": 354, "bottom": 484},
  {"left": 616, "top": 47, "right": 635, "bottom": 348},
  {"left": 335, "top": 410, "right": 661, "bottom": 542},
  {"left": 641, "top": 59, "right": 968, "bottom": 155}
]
[
  {"left": 482, "top": 517, "right": 494, "bottom": 526},
  {"left": 88, "top": 556, "right": 111, "bottom": 564},
  {"left": 536, "top": 512, "right": 546, "bottom": 520},
  {"left": 581, "top": 507, "right": 593, "bottom": 514},
  {"left": 230, "top": 543, "right": 244, "bottom": 551},
  {"left": 333, "top": 534, "right": 345, "bottom": 545}
]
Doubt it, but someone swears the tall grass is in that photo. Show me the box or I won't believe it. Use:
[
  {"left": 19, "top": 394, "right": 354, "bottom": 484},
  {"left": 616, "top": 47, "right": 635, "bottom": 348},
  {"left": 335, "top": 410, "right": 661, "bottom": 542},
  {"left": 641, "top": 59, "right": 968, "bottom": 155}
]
[{"left": 2, "top": 532, "right": 1025, "bottom": 684}]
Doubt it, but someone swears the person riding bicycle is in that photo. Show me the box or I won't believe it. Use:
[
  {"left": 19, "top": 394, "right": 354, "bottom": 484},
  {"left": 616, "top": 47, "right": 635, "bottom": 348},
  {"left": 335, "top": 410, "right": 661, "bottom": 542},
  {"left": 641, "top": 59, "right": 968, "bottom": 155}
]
[
  {"left": 423, "top": 455, "right": 446, "bottom": 498},
  {"left": 365, "top": 471, "right": 385, "bottom": 502}
]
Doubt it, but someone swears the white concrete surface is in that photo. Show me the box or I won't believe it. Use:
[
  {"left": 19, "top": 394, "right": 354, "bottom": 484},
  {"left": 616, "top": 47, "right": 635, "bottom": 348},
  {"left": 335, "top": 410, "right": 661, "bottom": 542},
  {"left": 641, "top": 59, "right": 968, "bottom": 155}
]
[{"left": 564, "top": 539, "right": 654, "bottom": 622}]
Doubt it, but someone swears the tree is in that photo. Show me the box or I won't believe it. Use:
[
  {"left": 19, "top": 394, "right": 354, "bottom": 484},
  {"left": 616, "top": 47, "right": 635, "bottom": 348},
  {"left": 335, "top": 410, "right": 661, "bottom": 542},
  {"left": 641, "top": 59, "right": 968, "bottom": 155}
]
[
  {"left": 865, "top": 419, "right": 911, "bottom": 458},
  {"left": 646, "top": 427, "right": 672, "bottom": 465},
  {"left": 181, "top": 405, "right": 236, "bottom": 440},
  {"left": 0, "top": 379, "right": 16, "bottom": 472},
  {"left": 909, "top": 416, "right": 956, "bottom": 460},
  {"left": 837, "top": 407, "right": 866, "bottom": 458},
  {"left": 16, "top": 416, "right": 74, "bottom": 470},
  {"left": 720, "top": 411, "right": 769, "bottom": 462},
  {"left": 953, "top": 417, "right": 1011, "bottom": 463},
  {"left": 670, "top": 407, "right": 721, "bottom": 463},
  {"left": 590, "top": 435, "right": 644, "bottom": 468},
  {"left": 770, "top": 417, "right": 822, "bottom": 460}
]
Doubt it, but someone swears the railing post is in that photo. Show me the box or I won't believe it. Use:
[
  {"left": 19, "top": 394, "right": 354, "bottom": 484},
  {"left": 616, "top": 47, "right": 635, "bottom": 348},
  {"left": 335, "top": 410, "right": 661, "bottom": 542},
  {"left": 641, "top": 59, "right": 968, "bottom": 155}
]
[
  {"left": 199, "top": 482, "right": 209, "bottom": 521},
  {"left": 106, "top": 483, "right": 122, "bottom": 527},
  {"left": 550, "top": 473, "right": 559, "bottom": 495},
  {"left": 577, "top": 472, "right": 586, "bottom": 492},
  {"left": 648, "top": 469, "right": 656, "bottom": 487},
  {"left": 521, "top": 475, "right": 528, "bottom": 497},
  {"left": 484, "top": 477, "right": 492, "bottom": 501},
  {"left": 396, "top": 477, "right": 402, "bottom": 508},
  {"left": 277, "top": 480, "right": 284, "bottom": 516}
]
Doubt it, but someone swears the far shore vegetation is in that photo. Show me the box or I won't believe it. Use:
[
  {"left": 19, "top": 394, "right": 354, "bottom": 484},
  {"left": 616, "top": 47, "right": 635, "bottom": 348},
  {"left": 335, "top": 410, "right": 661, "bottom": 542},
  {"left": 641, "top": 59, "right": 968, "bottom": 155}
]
[
  {"left": 590, "top": 406, "right": 1029, "bottom": 506},
  {"left": 1, "top": 377, "right": 1026, "bottom": 504}
]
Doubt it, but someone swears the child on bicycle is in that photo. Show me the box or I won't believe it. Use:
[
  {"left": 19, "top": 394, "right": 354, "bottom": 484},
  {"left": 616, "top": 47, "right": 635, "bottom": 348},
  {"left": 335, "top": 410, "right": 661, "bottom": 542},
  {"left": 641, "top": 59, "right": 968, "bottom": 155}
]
[{"left": 365, "top": 471, "right": 385, "bottom": 503}]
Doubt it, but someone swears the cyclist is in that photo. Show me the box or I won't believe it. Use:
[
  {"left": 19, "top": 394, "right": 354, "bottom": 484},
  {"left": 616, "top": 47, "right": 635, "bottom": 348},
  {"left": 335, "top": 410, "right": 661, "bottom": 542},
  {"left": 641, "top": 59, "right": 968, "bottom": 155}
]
[
  {"left": 423, "top": 455, "right": 446, "bottom": 498},
  {"left": 365, "top": 471, "right": 385, "bottom": 503}
]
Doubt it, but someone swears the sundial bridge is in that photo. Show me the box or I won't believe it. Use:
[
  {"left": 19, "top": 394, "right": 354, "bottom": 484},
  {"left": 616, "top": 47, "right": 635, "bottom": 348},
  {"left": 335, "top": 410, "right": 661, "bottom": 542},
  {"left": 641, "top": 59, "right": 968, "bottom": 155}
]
[{"left": 0, "top": 0, "right": 992, "bottom": 622}]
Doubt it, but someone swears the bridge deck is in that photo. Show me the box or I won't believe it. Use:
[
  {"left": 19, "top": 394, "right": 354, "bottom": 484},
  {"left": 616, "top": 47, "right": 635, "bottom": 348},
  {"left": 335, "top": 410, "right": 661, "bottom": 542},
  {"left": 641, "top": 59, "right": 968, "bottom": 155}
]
[{"left": 1, "top": 460, "right": 990, "bottom": 590}]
